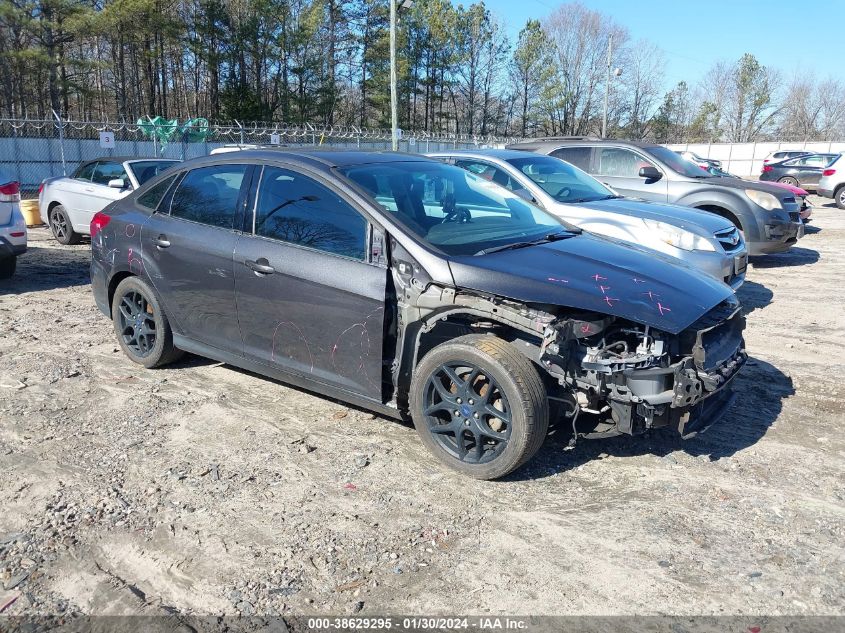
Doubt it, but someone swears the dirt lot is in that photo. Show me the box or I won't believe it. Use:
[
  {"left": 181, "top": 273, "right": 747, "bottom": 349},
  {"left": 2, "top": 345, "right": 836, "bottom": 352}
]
[{"left": 0, "top": 198, "right": 843, "bottom": 618}]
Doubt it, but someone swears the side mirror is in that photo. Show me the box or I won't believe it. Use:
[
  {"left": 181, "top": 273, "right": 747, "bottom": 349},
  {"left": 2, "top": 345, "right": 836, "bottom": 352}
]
[
  {"left": 108, "top": 178, "right": 126, "bottom": 189},
  {"left": 638, "top": 166, "right": 662, "bottom": 181}
]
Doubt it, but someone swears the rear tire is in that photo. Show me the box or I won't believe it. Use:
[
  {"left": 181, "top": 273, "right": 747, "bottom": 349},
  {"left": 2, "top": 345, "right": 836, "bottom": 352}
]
[
  {"left": 49, "top": 205, "right": 81, "bottom": 245},
  {"left": 112, "top": 276, "right": 183, "bottom": 368},
  {"left": 836, "top": 186, "right": 845, "bottom": 210},
  {"left": 778, "top": 176, "right": 799, "bottom": 186},
  {"left": 0, "top": 256, "right": 16, "bottom": 279},
  {"left": 409, "top": 334, "right": 548, "bottom": 480}
]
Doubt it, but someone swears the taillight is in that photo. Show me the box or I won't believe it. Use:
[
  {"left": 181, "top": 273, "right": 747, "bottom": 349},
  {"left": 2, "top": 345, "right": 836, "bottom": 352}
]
[
  {"left": 823, "top": 169, "right": 836, "bottom": 177},
  {"left": 762, "top": 165, "right": 773, "bottom": 173},
  {"left": 38, "top": 182, "right": 45, "bottom": 195},
  {"left": 90, "top": 212, "right": 111, "bottom": 239},
  {"left": 0, "top": 181, "right": 20, "bottom": 203}
]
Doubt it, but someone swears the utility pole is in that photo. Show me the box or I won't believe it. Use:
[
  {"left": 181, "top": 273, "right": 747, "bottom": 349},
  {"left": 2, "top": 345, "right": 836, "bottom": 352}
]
[
  {"left": 390, "top": 0, "right": 398, "bottom": 151},
  {"left": 601, "top": 34, "right": 612, "bottom": 139}
]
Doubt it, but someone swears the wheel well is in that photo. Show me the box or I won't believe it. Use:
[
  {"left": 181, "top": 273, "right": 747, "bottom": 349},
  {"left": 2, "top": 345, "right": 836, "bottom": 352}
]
[
  {"left": 835, "top": 183, "right": 845, "bottom": 195},
  {"left": 47, "top": 201, "right": 62, "bottom": 214},
  {"left": 695, "top": 205, "right": 742, "bottom": 230},
  {"left": 107, "top": 271, "right": 135, "bottom": 315}
]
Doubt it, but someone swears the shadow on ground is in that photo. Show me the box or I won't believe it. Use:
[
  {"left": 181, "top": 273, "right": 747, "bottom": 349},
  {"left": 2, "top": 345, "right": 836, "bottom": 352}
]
[
  {"left": 1, "top": 245, "right": 90, "bottom": 293},
  {"left": 736, "top": 280, "right": 773, "bottom": 315},
  {"left": 750, "top": 246, "right": 819, "bottom": 269},
  {"left": 511, "top": 357, "right": 793, "bottom": 481}
]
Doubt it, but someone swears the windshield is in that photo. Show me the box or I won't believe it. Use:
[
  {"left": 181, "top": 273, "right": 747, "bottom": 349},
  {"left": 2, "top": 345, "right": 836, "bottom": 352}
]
[
  {"left": 648, "top": 146, "right": 712, "bottom": 178},
  {"left": 339, "top": 161, "right": 572, "bottom": 256},
  {"left": 129, "top": 160, "right": 180, "bottom": 185},
  {"left": 505, "top": 155, "right": 616, "bottom": 203}
]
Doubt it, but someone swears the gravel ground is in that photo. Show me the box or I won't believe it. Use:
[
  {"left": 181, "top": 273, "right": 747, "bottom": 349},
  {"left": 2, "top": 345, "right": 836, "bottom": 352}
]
[{"left": 0, "top": 197, "right": 843, "bottom": 618}]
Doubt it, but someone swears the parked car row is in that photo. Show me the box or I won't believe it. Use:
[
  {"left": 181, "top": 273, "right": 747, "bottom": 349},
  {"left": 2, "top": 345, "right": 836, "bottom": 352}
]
[{"left": 4, "top": 137, "right": 823, "bottom": 479}]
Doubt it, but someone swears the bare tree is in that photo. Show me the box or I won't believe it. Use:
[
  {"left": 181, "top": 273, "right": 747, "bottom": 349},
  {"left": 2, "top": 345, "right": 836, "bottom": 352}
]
[
  {"left": 778, "top": 73, "right": 845, "bottom": 141},
  {"left": 617, "top": 40, "right": 665, "bottom": 139},
  {"left": 542, "top": 2, "right": 628, "bottom": 136}
]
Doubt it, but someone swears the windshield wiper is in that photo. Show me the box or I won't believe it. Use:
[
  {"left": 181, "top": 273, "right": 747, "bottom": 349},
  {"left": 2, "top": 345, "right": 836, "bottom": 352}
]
[
  {"left": 474, "top": 230, "right": 580, "bottom": 256},
  {"left": 568, "top": 195, "right": 622, "bottom": 203}
]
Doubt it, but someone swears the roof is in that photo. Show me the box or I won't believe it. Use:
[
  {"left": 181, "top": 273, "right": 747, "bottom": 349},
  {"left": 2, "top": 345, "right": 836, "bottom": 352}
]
[
  {"left": 427, "top": 148, "right": 535, "bottom": 160},
  {"left": 77, "top": 156, "right": 179, "bottom": 165},
  {"left": 505, "top": 138, "right": 662, "bottom": 151},
  {"left": 181, "top": 148, "right": 434, "bottom": 169}
]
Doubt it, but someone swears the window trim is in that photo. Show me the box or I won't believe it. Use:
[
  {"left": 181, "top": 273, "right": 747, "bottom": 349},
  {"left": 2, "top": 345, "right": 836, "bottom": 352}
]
[{"left": 245, "top": 161, "right": 381, "bottom": 266}]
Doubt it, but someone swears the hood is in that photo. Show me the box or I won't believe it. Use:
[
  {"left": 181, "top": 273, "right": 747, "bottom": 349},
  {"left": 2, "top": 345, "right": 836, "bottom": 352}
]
[
  {"left": 705, "top": 175, "right": 796, "bottom": 198},
  {"left": 568, "top": 197, "right": 734, "bottom": 235},
  {"left": 764, "top": 181, "right": 808, "bottom": 196},
  {"left": 448, "top": 232, "right": 735, "bottom": 334}
]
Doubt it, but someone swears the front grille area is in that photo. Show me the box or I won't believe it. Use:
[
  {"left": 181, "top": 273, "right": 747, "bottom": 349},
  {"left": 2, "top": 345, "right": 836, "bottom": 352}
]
[
  {"left": 782, "top": 196, "right": 796, "bottom": 204},
  {"left": 714, "top": 227, "right": 743, "bottom": 253}
]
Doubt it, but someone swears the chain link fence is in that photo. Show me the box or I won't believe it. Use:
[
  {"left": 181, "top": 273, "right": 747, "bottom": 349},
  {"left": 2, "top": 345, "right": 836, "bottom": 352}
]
[{"left": 0, "top": 117, "right": 522, "bottom": 197}]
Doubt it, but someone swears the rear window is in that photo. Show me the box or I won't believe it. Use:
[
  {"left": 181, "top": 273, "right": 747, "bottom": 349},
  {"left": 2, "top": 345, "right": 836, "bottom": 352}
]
[{"left": 73, "top": 163, "right": 96, "bottom": 181}]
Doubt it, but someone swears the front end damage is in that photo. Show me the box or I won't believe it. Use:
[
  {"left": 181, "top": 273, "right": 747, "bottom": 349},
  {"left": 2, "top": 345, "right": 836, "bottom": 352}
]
[
  {"left": 539, "top": 298, "right": 746, "bottom": 438},
  {"left": 402, "top": 282, "right": 746, "bottom": 440}
]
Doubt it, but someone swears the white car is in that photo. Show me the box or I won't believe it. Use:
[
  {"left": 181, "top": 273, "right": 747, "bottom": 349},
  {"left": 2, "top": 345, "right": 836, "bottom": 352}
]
[
  {"left": 762, "top": 150, "right": 811, "bottom": 165},
  {"left": 0, "top": 167, "right": 27, "bottom": 279},
  {"left": 818, "top": 154, "right": 845, "bottom": 209},
  {"left": 675, "top": 150, "right": 721, "bottom": 170},
  {"left": 39, "top": 157, "right": 180, "bottom": 244}
]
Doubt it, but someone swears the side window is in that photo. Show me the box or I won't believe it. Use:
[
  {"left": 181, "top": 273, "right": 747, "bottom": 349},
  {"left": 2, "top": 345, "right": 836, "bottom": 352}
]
[
  {"left": 73, "top": 162, "right": 96, "bottom": 181},
  {"left": 170, "top": 164, "right": 247, "bottom": 229},
  {"left": 137, "top": 174, "right": 178, "bottom": 211},
  {"left": 595, "top": 148, "right": 656, "bottom": 177},
  {"left": 254, "top": 166, "right": 367, "bottom": 260},
  {"left": 91, "top": 162, "right": 129, "bottom": 186},
  {"left": 550, "top": 147, "right": 592, "bottom": 172}
]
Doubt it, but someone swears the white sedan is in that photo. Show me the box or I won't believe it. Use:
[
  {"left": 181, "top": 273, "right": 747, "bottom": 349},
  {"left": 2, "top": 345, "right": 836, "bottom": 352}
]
[{"left": 39, "top": 157, "right": 180, "bottom": 244}]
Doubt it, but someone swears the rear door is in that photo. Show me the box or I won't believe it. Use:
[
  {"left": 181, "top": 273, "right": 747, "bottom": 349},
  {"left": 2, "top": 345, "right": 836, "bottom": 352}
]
[
  {"left": 589, "top": 147, "right": 669, "bottom": 201},
  {"left": 234, "top": 164, "right": 387, "bottom": 400},
  {"left": 789, "top": 155, "right": 830, "bottom": 187},
  {"left": 141, "top": 163, "right": 251, "bottom": 354}
]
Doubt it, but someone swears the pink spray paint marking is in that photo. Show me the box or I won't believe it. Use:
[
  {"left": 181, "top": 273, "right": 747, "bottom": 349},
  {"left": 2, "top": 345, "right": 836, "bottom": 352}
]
[
  {"left": 591, "top": 273, "right": 607, "bottom": 282},
  {"left": 124, "top": 223, "right": 136, "bottom": 238},
  {"left": 643, "top": 290, "right": 660, "bottom": 302},
  {"left": 657, "top": 302, "right": 671, "bottom": 316},
  {"left": 599, "top": 284, "right": 611, "bottom": 295},
  {"left": 547, "top": 277, "right": 569, "bottom": 284},
  {"left": 632, "top": 277, "right": 646, "bottom": 284},
  {"left": 603, "top": 296, "right": 620, "bottom": 307}
]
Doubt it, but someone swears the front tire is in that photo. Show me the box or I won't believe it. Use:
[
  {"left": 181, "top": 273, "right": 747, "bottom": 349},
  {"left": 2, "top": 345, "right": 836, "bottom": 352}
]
[
  {"left": 49, "top": 205, "right": 81, "bottom": 245},
  {"left": 0, "top": 256, "right": 16, "bottom": 279},
  {"left": 409, "top": 334, "right": 548, "bottom": 480},
  {"left": 112, "top": 276, "right": 183, "bottom": 368}
]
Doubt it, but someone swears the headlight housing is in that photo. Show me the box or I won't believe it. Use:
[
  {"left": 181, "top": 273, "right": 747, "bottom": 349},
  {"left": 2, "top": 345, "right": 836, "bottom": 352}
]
[
  {"left": 642, "top": 219, "right": 715, "bottom": 252},
  {"left": 745, "top": 188, "right": 781, "bottom": 211}
]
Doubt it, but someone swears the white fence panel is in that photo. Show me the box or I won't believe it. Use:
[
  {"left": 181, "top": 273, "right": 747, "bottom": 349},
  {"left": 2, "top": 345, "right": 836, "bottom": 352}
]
[{"left": 667, "top": 142, "right": 845, "bottom": 177}]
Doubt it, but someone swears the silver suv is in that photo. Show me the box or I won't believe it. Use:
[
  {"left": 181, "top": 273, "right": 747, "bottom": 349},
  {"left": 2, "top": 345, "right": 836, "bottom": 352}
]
[
  {"left": 818, "top": 154, "right": 845, "bottom": 209},
  {"left": 507, "top": 138, "right": 804, "bottom": 256}
]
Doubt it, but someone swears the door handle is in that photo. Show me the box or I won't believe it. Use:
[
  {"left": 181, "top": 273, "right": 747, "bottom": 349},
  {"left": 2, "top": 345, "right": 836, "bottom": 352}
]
[
  {"left": 153, "top": 235, "right": 171, "bottom": 249},
  {"left": 245, "top": 258, "right": 275, "bottom": 275}
]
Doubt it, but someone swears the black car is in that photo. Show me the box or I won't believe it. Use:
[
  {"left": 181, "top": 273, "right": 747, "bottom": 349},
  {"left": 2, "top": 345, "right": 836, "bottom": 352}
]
[
  {"left": 759, "top": 153, "right": 840, "bottom": 190},
  {"left": 90, "top": 150, "right": 746, "bottom": 480},
  {"left": 506, "top": 137, "right": 804, "bottom": 256}
]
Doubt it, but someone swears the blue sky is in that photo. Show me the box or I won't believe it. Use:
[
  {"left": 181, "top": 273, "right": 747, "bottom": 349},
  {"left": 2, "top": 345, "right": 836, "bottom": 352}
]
[{"left": 474, "top": 0, "right": 844, "bottom": 92}]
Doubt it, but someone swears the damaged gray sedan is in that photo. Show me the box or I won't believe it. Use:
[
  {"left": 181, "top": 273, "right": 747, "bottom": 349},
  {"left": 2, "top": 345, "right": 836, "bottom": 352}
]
[{"left": 90, "top": 150, "right": 746, "bottom": 480}]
